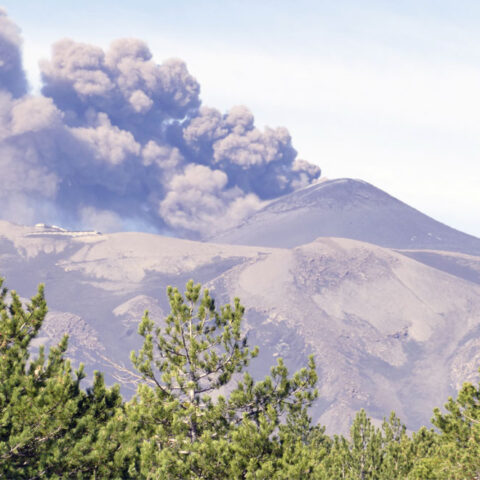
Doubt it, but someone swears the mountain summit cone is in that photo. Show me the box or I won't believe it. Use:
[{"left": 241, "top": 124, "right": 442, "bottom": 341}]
[{"left": 210, "top": 178, "right": 480, "bottom": 255}]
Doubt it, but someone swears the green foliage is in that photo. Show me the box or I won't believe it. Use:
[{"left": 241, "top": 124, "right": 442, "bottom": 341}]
[
  {"left": 429, "top": 379, "right": 480, "bottom": 479},
  {"left": 131, "top": 280, "right": 256, "bottom": 402},
  {"left": 129, "top": 280, "right": 318, "bottom": 478},
  {"left": 325, "top": 410, "right": 382, "bottom": 480},
  {"left": 2, "top": 274, "right": 480, "bottom": 479},
  {"left": 0, "top": 278, "right": 122, "bottom": 478}
]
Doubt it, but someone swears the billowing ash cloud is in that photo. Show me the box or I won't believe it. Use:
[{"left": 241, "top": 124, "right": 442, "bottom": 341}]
[
  {"left": 0, "top": 9, "right": 27, "bottom": 97},
  {"left": 0, "top": 11, "right": 321, "bottom": 238}
]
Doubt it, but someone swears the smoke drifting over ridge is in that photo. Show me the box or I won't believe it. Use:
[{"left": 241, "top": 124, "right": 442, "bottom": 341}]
[{"left": 0, "top": 10, "right": 321, "bottom": 238}]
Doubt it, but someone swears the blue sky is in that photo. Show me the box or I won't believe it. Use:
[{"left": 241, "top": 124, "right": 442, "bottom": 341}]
[{"left": 2, "top": 0, "right": 480, "bottom": 236}]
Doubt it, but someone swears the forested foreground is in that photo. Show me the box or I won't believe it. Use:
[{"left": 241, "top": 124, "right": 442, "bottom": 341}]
[{"left": 1, "top": 278, "right": 479, "bottom": 479}]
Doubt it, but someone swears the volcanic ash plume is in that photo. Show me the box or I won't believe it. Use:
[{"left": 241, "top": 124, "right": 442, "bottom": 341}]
[
  {"left": 0, "top": 11, "right": 321, "bottom": 238},
  {"left": 0, "top": 8, "right": 27, "bottom": 97}
]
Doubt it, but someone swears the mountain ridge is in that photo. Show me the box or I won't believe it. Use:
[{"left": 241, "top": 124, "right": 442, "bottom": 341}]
[
  {"left": 209, "top": 178, "right": 480, "bottom": 255},
  {"left": 1, "top": 205, "right": 480, "bottom": 433}
]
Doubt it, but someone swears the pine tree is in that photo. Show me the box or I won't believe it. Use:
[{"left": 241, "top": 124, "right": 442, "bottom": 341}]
[
  {"left": 0, "top": 278, "right": 123, "bottom": 478},
  {"left": 378, "top": 412, "right": 413, "bottom": 479},
  {"left": 429, "top": 374, "right": 480, "bottom": 479},
  {"left": 274, "top": 413, "right": 331, "bottom": 479},
  {"left": 129, "top": 280, "right": 318, "bottom": 478},
  {"left": 322, "top": 410, "right": 418, "bottom": 480},
  {"left": 324, "top": 410, "right": 382, "bottom": 480}
]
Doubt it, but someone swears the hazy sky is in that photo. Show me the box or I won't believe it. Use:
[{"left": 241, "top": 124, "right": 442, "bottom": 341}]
[{"left": 2, "top": 0, "right": 480, "bottom": 236}]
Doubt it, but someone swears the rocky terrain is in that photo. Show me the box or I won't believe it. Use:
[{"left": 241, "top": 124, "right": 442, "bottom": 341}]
[
  {"left": 1, "top": 179, "right": 479, "bottom": 434},
  {"left": 210, "top": 178, "right": 480, "bottom": 256}
]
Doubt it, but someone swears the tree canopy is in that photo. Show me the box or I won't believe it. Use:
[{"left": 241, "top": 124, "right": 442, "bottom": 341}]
[{"left": 0, "top": 275, "right": 479, "bottom": 479}]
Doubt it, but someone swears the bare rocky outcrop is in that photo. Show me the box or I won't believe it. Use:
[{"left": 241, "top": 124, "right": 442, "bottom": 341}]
[{"left": 1, "top": 179, "right": 480, "bottom": 433}]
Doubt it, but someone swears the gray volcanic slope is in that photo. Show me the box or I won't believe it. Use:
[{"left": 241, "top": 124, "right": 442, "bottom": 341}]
[
  {"left": 210, "top": 178, "right": 480, "bottom": 255},
  {"left": 1, "top": 220, "right": 480, "bottom": 434}
]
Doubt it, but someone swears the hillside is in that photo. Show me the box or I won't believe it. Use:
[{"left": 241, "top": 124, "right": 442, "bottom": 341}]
[
  {"left": 209, "top": 178, "right": 480, "bottom": 256},
  {"left": 1, "top": 219, "right": 480, "bottom": 433}
]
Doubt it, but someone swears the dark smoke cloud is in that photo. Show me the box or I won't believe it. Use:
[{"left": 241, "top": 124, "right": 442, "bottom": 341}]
[
  {"left": 179, "top": 105, "right": 316, "bottom": 198},
  {"left": 0, "top": 91, "right": 63, "bottom": 224},
  {"left": 0, "top": 8, "right": 27, "bottom": 97},
  {"left": 40, "top": 38, "right": 200, "bottom": 135},
  {"left": 0, "top": 11, "right": 321, "bottom": 238},
  {"left": 159, "top": 164, "right": 262, "bottom": 236}
]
